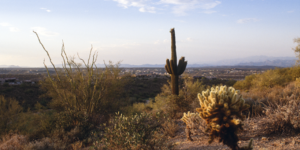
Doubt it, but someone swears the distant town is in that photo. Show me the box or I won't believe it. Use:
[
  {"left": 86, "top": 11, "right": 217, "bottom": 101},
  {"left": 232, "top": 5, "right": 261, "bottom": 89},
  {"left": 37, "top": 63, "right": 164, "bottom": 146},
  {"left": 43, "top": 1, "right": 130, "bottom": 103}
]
[{"left": 0, "top": 66, "right": 277, "bottom": 85}]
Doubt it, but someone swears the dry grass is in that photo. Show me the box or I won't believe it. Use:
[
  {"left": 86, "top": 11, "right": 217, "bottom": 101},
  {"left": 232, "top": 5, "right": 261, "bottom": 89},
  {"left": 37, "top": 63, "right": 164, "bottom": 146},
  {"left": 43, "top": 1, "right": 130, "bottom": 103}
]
[
  {"left": 0, "top": 134, "right": 27, "bottom": 150},
  {"left": 240, "top": 81, "right": 300, "bottom": 117},
  {"left": 162, "top": 120, "right": 179, "bottom": 138},
  {"left": 258, "top": 95, "right": 300, "bottom": 134}
]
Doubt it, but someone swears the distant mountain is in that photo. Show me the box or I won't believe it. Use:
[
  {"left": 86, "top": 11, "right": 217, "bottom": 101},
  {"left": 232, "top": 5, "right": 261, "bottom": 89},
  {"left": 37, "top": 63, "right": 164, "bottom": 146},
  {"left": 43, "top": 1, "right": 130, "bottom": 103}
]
[
  {"left": 119, "top": 64, "right": 164, "bottom": 68},
  {"left": 236, "top": 59, "right": 296, "bottom": 67},
  {"left": 0, "top": 65, "right": 22, "bottom": 68},
  {"left": 116, "top": 56, "right": 297, "bottom": 68},
  {"left": 209, "top": 56, "right": 296, "bottom": 66},
  {"left": 1, "top": 55, "right": 297, "bottom": 68}
]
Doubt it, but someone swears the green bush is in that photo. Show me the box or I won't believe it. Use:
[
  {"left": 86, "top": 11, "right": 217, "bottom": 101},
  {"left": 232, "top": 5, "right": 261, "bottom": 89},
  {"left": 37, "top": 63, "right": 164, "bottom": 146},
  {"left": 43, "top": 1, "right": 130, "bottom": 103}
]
[
  {"left": 234, "top": 66, "right": 300, "bottom": 90},
  {"left": 25, "top": 89, "right": 34, "bottom": 94},
  {"left": 0, "top": 95, "right": 23, "bottom": 136},
  {"left": 3, "top": 87, "right": 13, "bottom": 92},
  {"left": 32, "top": 31, "right": 132, "bottom": 147},
  {"left": 153, "top": 77, "right": 206, "bottom": 117},
  {"left": 34, "top": 31, "right": 130, "bottom": 119},
  {"left": 2, "top": 83, "right": 9, "bottom": 87},
  {"left": 123, "top": 77, "right": 206, "bottom": 118},
  {"left": 13, "top": 110, "right": 55, "bottom": 140},
  {"left": 95, "top": 112, "right": 171, "bottom": 150}
]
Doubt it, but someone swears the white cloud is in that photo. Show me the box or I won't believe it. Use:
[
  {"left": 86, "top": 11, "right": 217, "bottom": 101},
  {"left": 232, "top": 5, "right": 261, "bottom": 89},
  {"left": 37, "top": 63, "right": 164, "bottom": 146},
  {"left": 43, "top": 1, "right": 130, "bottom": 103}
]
[
  {"left": 198, "top": 0, "right": 221, "bottom": 9},
  {"left": 40, "top": 8, "right": 51, "bottom": 12},
  {"left": 112, "top": 0, "right": 156, "bottom": 13},
  {"left": 160, "top": 0, "right": 221, "bottom": 15},
  {"left": 174, "top": 19, "right": 185, "bottom": 23},
  {"left": 0, "top": 22, "right": 10, "bottom": 27},
  {"left": 31, "top": 27, "right": 59, "bottom": 36},
  {"left": 237, "top": 18, "right": 259, "bottom": 24},
  {"left": 9, "top": 27, "right": 19, "bottom": 32},
  {"left": 0, "top": 22, "right": 19, "bottom": 32},
  {"left": 186, "top": 37, "right": 192, "bottom": 41},
  {"left": 202, "top": 10, "right": 216, "bottom": 14},
  {"left": 154, "top": 39, "right": 169, "bottom": 44},
  {"left": 111, "top": 0, "right": 221, "bottom": 15},
  {"left": 287, "top": 10, "right": 294, "bottom": 13}
]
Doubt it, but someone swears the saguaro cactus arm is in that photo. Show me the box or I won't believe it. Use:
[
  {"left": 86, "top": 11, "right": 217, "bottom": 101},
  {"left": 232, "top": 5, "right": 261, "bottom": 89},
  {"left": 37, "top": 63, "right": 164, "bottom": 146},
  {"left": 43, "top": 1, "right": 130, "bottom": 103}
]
[
  {"left": 165, "top": 59, "right": 172, "bottom": 74},
  {"left": 177, "top": 57, "right": 187, "bottom": 75}
]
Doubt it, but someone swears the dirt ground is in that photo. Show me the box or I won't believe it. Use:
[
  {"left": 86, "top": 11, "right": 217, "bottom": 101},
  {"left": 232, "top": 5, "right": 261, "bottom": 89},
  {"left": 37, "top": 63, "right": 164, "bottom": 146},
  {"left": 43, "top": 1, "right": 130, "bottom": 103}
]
[{"left": 170, "top": 117, "right": 300, "bottom": 150}]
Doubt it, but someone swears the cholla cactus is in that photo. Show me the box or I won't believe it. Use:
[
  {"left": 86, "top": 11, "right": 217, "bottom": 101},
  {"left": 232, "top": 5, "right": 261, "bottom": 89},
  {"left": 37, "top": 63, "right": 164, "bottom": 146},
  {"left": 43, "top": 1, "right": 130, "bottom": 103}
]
[
  {"left": 196, "top": 85, "right": 251, "bottom": 150},
  {"left": 181, "top": 111, "right": 200, "bottom": 141},
  {"left": 181, "top": 111, "right": 199, "bottom": 125}
]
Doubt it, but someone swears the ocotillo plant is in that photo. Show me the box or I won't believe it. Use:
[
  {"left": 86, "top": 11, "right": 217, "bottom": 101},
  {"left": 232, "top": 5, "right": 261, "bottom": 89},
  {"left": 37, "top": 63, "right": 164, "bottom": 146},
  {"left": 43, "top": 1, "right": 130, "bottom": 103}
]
[
  {"left": 165, "top": 28, "right": 187, "bottom": 95},
  {"left": 33, "top": 31, "right": 124, "bottom": 119}
]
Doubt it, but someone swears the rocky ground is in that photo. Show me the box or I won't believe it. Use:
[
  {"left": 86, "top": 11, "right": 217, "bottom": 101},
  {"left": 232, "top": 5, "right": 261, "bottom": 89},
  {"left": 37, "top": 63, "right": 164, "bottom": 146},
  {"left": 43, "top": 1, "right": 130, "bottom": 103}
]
[{"left": 170, "top": 117, "right": 300, "bottom": 150}]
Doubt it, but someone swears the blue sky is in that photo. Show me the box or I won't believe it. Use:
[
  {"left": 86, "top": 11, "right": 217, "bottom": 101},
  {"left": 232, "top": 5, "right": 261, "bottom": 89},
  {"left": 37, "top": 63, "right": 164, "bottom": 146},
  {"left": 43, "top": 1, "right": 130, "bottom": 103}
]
[{"left": 0, "top": 0, "right": 299, "bottom": 67}]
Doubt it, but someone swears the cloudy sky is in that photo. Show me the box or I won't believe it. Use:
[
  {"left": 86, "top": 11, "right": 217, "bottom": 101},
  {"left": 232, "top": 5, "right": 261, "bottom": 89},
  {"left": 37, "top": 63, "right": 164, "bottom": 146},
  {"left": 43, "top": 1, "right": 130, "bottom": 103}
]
[{"left": 0, "top": 0, "right": 299, "bottom": 67}]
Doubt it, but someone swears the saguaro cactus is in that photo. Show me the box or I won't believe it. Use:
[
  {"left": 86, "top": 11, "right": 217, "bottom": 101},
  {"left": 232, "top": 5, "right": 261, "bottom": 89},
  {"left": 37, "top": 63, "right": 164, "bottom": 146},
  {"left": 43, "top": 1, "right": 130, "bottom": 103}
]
[{"left": 165, "top": 28, "right": 187, "bottom": 95}]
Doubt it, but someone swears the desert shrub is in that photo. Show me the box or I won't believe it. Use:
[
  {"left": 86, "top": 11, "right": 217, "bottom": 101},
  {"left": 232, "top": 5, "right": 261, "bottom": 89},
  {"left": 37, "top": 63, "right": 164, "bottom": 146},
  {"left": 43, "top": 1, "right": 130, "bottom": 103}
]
[
  {"left": 234, "top": 66, "right": 300, "bottom": 91},
  {"left": 0, "top": 134, "right": 28, "bottom": 150},
  {"left": 24, "top": 137, "right": 62, "bottom": 150},
  {"left": 260, "top": 94, "right": 300, "bottom": 134},
  {"left": 0, "top": 95, "right": 23, "bottom": 136},
  {"left": 24, "top": 89, "right": 34, "bottom": 94},
  {"left": 10, "top": 110, "right": 95, "bottom": 147},
  {"left": 2, "top": 82, "right": 9, "bottom": 87},
  {"left": 240, "top": 81, "right": 300, "bottom": 116},
  {"left": 152, "top": 77, "right": 206, "bottom": 118},
  {"left": 161, "top": 119, "right": 178, "bottom": 138},
  {"left": 20, "top": 83, "right": 29, "bottom": 89},
  {"left": 34, "top": 31, "right": 130, "bottom": 119},
  {"left": 33, "top": 31, "right": 132, "bottom": 146},
  {"left": 0, "top": 130, "right": 83, "bottom": 150},
  {"left": 39, "top": 60, "right": 127, "bottom": 117},
  {"left": 225, "top": 79, "right": 237, "bottom": 87},
  {"left": 181, "top": 77, "right": 206, "bottom": 111},
  {"left": 243, "top": 98, "right": 265, "bottom": 117},
  {"left": 123, "top": 76, "right": 206, "bottom": 118},
  {"left": 11, "top": 110, "right": 56, "bottom": 140},
  {"left": 3, "top": 87, "right": 13, "bottom": 92},
  {"left": 94, "top": 112, "right": 171, "bottom": 150}
]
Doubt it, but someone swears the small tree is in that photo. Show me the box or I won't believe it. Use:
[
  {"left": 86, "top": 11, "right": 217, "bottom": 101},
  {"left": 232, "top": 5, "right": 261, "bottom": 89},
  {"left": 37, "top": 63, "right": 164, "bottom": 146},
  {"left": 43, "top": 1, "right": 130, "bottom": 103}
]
[{"left": 0, "top": 95, "right": 23, "bottom": 135}]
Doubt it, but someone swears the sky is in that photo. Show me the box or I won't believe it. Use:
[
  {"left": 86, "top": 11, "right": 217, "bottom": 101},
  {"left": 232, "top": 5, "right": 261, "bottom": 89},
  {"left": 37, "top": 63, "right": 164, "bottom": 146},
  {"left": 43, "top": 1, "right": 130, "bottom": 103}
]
[{"left": 0, "top": 0, "right": 299, "bottom": 67}]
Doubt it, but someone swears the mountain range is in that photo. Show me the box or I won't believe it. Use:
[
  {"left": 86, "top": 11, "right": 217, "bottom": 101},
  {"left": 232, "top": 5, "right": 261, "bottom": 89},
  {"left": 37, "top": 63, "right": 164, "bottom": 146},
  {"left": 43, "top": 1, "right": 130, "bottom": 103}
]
[
  {"left": 118, "top": 56, "right": 297, "bottom": 68},
  {"left": 0, "top": 56, "right": 297, "bottom": 68}
]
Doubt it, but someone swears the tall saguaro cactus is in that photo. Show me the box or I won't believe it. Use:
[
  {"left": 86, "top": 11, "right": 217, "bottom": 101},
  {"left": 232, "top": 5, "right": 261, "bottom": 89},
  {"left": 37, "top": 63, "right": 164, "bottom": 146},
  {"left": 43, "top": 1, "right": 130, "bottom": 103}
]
[{"left": 165, "top": 28, "right": 187, "bottom": 95}]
